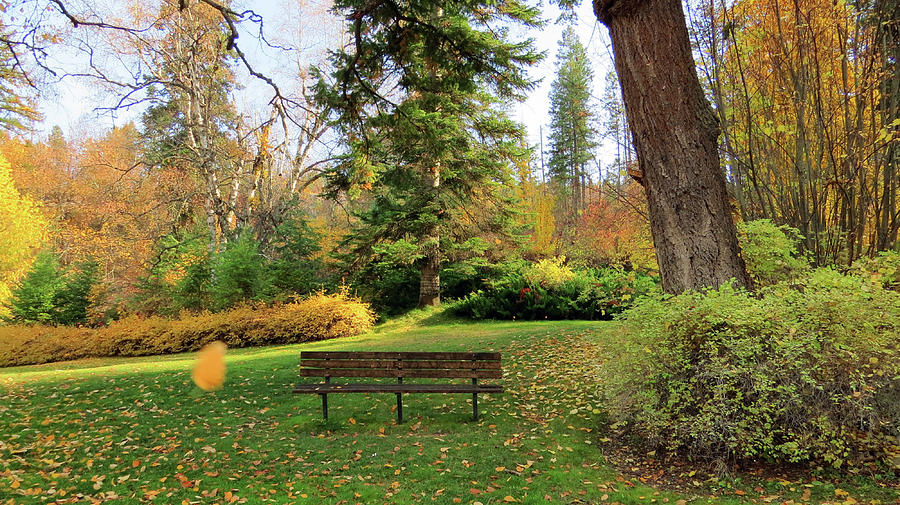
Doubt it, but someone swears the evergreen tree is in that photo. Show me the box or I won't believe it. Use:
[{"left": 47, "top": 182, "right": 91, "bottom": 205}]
[
  {"left": 55, "top": 260, "right": 100, "bottom": 325},
  {"left": 546, "top": 26, "right": 597, "bottom": 218},
  {"left": 5, "top": 253, "right": 101, "bottom": 325},
  {"left": 317, "top": 0, "right": 542, "bottom": 308},
  {"left": 269, "top": 212, "right": 325, "bottom": 297},
  {"left": 5, "top": 251, "right": 64, "bottom": 324},
  {"left": 211, "top": 230, "right": 270, "bottom": 310}
]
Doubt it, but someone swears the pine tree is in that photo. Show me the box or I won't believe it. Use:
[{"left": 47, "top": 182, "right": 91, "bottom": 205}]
[
  {"left": 54, "top": 260, "right": 100, "bottom": 325},
  {"left": 5, "top": 251, "right": 63, "bottom": 324},
  {"left": 546, "top": 26, "right": 597, "bottom": 218},
  {"left": 317, "top": 0, "right": 542, "bottom": 308}
]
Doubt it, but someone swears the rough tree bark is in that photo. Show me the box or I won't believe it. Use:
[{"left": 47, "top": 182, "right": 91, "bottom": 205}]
[
  {"left": 594, "top": 0, "right": 752, "bottom": 293},
  {"left": 418, "top": 163, "right": 441, "bottom": 308}
]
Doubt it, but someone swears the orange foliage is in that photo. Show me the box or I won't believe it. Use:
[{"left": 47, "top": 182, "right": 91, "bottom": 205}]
[
  {"left": 1, "top": 125, "right": 193, "bottom": 306},
  {"left": 567, "top": 183, "right": 657, "bottom": 270},
  {"left": 714, "top": 0, "right": 896, "bottom": 260}
]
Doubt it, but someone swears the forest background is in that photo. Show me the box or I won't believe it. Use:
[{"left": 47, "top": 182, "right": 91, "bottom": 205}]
[{"left": 0, "top": 0, "right": 897, "bottom": 322}]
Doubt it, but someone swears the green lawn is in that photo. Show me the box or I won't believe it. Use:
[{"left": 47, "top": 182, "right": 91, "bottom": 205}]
[{"left": 0, "top": 311, "right": 896, "bottom": 504}]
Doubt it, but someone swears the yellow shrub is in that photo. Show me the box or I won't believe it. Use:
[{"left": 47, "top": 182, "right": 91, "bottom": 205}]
[
  {"left": 0, "top": 292, "right": 374, "bottom": 367},
  {"left": 523, "top": 256, "right": 575, "bottom": 289}
]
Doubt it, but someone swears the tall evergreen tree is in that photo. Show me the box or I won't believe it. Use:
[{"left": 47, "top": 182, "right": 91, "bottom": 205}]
[
  {"left": 547, "top": 26, "right": 597, "bottom": 217},
  {"left": 317, "top": 1, "right": 543, "bottom": 307}
]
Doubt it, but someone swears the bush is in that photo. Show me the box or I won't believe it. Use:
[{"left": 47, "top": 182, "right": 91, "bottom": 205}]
[
  {"left": 55, "top": 260, "right": 100, "bottom": 325},
  {"left": 737, "top": 219, "right": 809, "bottom": 286},
  {"left": 454, "top": 264, "right": 659, "bottom": 320},
  {"left": 603, "top": 270, "right": 900, "bottom": 469},
  {"left": 441, "top": 258, "right": 529, "bottom": 301},
  {"left": 346, "top": 240, "right": 422, "bottom": 316},
  {"left": 174, "top": 255, "right": 213, "bottom": 312},
  {"left": 523, "top": 257, "right": 575, "bottom": 289},
  {"left": 0, "top": 291, "right": 375, "bottom": 367},
  {"left": 850, "top": 250, "right": 900, "bottom": 290}
]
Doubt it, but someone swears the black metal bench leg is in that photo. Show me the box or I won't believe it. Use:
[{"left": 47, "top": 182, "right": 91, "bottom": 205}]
[
  {"left": 472, "top": 375, "right": 479, "bottom": 421},
  {"left": 396, "top": 393, "right": 403, "bottom": 424},
  {"left": 321, "top": 393, "right": 328, "bottom": 421}
]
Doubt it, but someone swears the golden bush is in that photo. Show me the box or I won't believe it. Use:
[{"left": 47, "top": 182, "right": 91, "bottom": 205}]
[{"left": 0, "top": 292, "right": 374, "bottom": 367}]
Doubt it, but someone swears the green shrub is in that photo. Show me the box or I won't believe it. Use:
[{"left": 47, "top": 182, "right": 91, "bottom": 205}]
[
  {"left": 54, "top": 260, "right": 100, "bottom": 325},
  {"left": 346, "top": 240, "right": 421, "bottom": 316},
  {"left": 174, "top": 254, "right": 213, "bottom": 312},
  {"left": 454, "top": 265, "right": 659, "bottom": 320},
  {"left": 0, "top": 291, "right": 375, "bottom": 367},
  {"left": 441, "top": 258, "right": 529, "bottom": 301},
  {"left": 850, "top": 250, "right": 900, "bottom": 290},
  {"left": 604, "top": 270, "right": 900, "bottom": 469},
  {"left": 737, "top": 219, "right": 809, "bottom": 286}
]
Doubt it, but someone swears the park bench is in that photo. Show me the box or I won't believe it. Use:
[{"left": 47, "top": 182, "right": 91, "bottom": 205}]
[{"left": 292, "top": 351, "right": 503, "bottom": 423}]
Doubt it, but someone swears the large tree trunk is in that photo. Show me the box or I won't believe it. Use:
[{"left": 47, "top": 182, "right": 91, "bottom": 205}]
[
  {"left": 418, "top": 164, "right": 441, "bottom": 307},
  {"left": 594, "top": 0, "right": 751, "bottom": 293},
  {"left": 418, "top": 252, "right": 440, "bottom": 307}
]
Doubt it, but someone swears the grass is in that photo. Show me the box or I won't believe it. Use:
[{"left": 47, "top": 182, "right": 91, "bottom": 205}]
[{"left": 0, "top": 309, "right": 896, "bottom": 504}]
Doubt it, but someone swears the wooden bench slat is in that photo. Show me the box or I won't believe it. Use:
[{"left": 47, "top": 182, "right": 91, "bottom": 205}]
[
  {"left": 292, "top": 383, "right": 504, "bottom": 394},
  {"left": 295, "top": 350, "right": 504, "bottom": 422},
  {"left": 299, "top": 359, "right": 502, "bottom": 370},
  {"left": 297, "top": 368, "right": 503, "bottom": 379},
  {"left": 301, "top": 351, "right": 501, "bottom": 360}
]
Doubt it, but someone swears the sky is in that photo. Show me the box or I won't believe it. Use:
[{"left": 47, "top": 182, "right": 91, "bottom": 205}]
[{"left": 35, "top": 0, "right": 617, "bottom": 171}]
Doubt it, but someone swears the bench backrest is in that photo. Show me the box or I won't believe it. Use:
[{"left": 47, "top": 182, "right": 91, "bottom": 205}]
[{"left": 298, "top": 351, "right": 502, "bottom": 380}]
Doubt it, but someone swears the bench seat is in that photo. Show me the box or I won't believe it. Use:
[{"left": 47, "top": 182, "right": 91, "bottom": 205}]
[
  {"left": 292, "top": 350, "right": 504, "bottom": 422},
  {"left": 292, "top": 383, "right": 504, "bottom": 394}
]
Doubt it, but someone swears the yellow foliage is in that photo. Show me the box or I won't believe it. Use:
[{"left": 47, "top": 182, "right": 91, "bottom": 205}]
[
  {"left": 0, "top": 150, "right": 48, "bottom": 317},
  {"left": 0, "top": 291, "right": 375, "bottom": 367},
  {"left": 524, "top": 257, "right": 575, "bottom": 289},
  {"left": 192, "top": 341, "right": 226, "bottom": 391}
]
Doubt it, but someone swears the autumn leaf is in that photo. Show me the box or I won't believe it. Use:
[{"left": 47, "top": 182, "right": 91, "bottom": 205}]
[{"left": 191, "top": 341, "right": 226, "bottom": 391}]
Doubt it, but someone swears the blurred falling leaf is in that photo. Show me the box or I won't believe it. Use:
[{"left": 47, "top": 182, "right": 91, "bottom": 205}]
[{"left": 191, "top": 341, "right": 227, "bottom": 391}]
